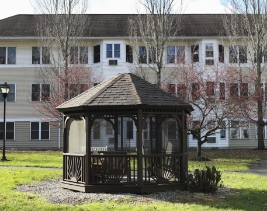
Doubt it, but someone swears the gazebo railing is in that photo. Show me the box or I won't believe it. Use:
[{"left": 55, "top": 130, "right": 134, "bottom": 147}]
[
  {"left": 63, "top": 153, "right": 86, "bottom": 183},
  {"left": 63, "top": 153, "right": 184, "bottom": 185},
  {"left": 143, "top": 154, "right": 182, "bottom": 183}
]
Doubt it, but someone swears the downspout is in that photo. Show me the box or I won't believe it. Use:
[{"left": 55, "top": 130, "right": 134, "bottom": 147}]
[{"left": 58, "top": 121, "right": 61, "bottom": 150}]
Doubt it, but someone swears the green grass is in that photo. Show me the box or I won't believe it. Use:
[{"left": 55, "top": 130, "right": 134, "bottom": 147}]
[
  {"left": 0, "top": 149, "right": 267, "bottom": 210},
  {"left": 0, "top": 150, "right": 62, "bottom": 168},
  {"left": 188, "top": 149, "right": 267, "bottom": 172}
]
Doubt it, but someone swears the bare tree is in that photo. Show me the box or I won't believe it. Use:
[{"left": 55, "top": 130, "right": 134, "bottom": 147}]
[
  {"left": 129, "top": 0, "right": 184, "bottom": 87},
  {"left": 222, "top": 0, "right": 267, "bottom": 149},
  {"left": 31, "top": 0, "right": 103, "bottom": 121},
  {"left": 168, "top": 61, "right": 239, "bottom": 160}
]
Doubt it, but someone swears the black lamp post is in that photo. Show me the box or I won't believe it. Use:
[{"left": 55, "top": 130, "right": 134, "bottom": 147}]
[{"left": 0, "top": 82, "right": 9, "bottom": 161}]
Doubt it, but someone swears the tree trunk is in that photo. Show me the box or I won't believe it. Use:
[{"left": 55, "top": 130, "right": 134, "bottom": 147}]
[
  {"left": 257, "top": 63, "right": 265, "bottom": 150},
  {"left": 196, "top": 140, "right": 202, "bottom": 161}
]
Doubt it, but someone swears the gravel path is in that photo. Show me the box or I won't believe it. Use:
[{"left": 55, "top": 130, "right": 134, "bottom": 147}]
[{"left": 16, "top": 178, "right": 240, "bottom": 205}]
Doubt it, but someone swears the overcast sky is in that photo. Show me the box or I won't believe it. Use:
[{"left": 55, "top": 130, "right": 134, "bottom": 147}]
[{"left": 0, "top": 0, "right": 229, "bottom": 20}]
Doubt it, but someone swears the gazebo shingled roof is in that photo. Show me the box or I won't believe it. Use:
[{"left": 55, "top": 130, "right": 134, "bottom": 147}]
[{"left": 57, "top": 73, "right": 193, "bottom": 111}]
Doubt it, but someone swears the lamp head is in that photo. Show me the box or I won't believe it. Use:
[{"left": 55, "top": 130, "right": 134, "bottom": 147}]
[{"left": 0, "top": 82, "right": 10, "bottom": 98}]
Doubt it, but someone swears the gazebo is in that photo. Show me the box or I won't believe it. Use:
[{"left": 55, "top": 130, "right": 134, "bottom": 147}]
[{"left": 57, "top": 73, "right": 193, "bottom": 193}]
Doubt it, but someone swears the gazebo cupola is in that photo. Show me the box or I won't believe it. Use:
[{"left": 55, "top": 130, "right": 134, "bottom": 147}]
[{"left": 57, "top": 73, "right": 193, "bottom": 193}]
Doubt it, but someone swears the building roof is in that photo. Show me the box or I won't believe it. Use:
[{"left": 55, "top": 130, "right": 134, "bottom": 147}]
[
  {"left": 56, "top": 73, "right": 193, "bottom": 112},
  {"left": 0, "top": 14, "right": 228, "bottom": 37}
]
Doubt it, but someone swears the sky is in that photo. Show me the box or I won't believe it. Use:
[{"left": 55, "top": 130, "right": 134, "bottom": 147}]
[{"left": 0, "top": 0, "right": 229, "bottom": 20}]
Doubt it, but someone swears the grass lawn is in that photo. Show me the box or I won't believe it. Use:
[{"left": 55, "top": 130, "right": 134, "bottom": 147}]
[{"left": 0, "top": 149, "right": 267, "bottom": 210}]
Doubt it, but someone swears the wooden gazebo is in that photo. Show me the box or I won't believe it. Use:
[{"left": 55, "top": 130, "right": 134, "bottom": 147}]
[{"left": 57, "top": 73, "right": 193, "bottom": 193}]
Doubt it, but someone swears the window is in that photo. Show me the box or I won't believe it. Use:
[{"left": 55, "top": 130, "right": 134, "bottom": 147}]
[
  {"left": 0, "top": 47, "right": 16, "bottom": 64},
  {"left": 206, "top": 82, "right": 214, "bottom": 96},
  {"left": 93, "top": 121, "right": 100, "bottom": 139},
  {"left": 230, "top": 83, "right": 248, "bottom": 98},
  {"left": 230, "top": 83, "right": 238, "bottom": 97},
  {"left": 205, "top": 43, "right": 214, "bottom": 65},
  {"left": 70, "top": 46, "right": 88, "bottom": 64},
  {"left": 191, "top": 45, "right": 199, "bottom": 62},
  {"left": 230, "top": 121, "right": 250, "bottom": 139},
  {"left": 139, "top": 46, "right": 147, "bottom": 64},
  {"left": 94, "top": 45, "right": 100, "bottom": 63},
  {"left": 31, "top": 84, "right": 50, "bottom": 101},
  {"left": 0, "top": 122, "right": 15, "bottom": 140},
  {"left": 0, "top": 84, "right": 15, "bottom": 102},
  {"left": 167, "top": 84, "right": 176, "bottom": 96},
  {"left": 32, "top": 47, "right": 50, "bottom": 64},
  {"left": 192, "top": 83, "right": 200, "bottom": 100},
  {"left": 69, "top": 84, "right": 88, "bottom": 99},
  {"left": 126, "top": 45, "right": 133, "bottom": 63},
  {"left": 106, "top": 44, "right": 120, "bottom": 58},
  {"left": 220, "top": 83, "right": 225, "bottom": 100},
  {"left": 167, "top": 46, "right": 185, "bottom": 63},
  {"left": 219, "top": 45, "right": 224, "bottom": 63},
  {"left": 127, "top": 120, "right": 133, "bottom": 139},
  {"left": 220, "top": 121, "right": 226, "bottom": 138},
  {"left": 177, "top": 84, "right": 186, "bottom": 99},
  {"left": 31, "top": 122, "right": 49, "bottom": 140},
  {"left": 229, "top": 46, "right": 247, "bottom": 63}
]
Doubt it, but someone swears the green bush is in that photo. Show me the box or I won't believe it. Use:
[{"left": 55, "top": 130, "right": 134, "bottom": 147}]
[{"left": 188, "top": 166, "right": 221, "bottom": 193}]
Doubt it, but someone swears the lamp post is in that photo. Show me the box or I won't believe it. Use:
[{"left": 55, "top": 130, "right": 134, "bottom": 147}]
[{"left": 0, "top": 82, "right": 9, "bottom": 161}]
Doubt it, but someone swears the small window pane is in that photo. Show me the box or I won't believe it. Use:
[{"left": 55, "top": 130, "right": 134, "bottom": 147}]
[
  {"left": 42, "top": 47, "right": 50, "bottom": 64},
  {"left": 80, "top": 47, "right": 88, "bottom": 64},
  {"left": 167, "top": 46, "right": 175, "bottom": 63},
  {"left": 32, "top": 47, "right": 40, "bottom": 64},
  {"left": 0, "top": 47, "right": 6, "bottom": 64},
  {"left": 31, "top": 122, "right": 39, "bottom": 130},
  {"left": 231, "top": 121, "right": 239, "bottom": 139},
  {"left": 114, "top": 44, "right": 120, "bottom": 58},
  {"left": 139, "top": 46, "right": 147, "bottom": 64},
  {"left": 32, "top": 84, "right": 40, "bottom": 101},
  {"left": 177, "top": 46, "right": 185, "bottom": 63},
  {"left": 31, "top": 131, "right": 39, "bottom": 140},
  {"left": 8, "top": 47, "right": 16, "bottom": 64},
  {"left": 41, "top": 131, "right": 49, "bottom": 139},
  {"left": 70, "top": 47, "right": 78, "bottom": 64},
  {"left": 41, "top": 84, "right": 50, "bottom": 101},
  {"left": 106, "top": 44, "right": 112, "bottom": 58},
  {"left": 229, "top": 46, "right": 238, "bottom": 63}
]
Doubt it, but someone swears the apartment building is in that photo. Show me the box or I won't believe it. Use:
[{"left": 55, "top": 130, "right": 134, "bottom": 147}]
[{"left": 0, "top": 14, "right": 266, "bottom": 150}]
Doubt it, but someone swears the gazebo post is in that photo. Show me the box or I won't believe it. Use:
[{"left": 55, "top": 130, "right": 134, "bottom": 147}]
[
  {"left": 85, "top": 112, "right": 92, "bottom": 185},
  {"left": 114, "top": 115, "right": 118, "bottom": 151},
  {"left": 180, "top": 110, "right": 187, "bottom": 183},
  {"left": 137, "top": 108, "right": 143, "bottom": 186}
]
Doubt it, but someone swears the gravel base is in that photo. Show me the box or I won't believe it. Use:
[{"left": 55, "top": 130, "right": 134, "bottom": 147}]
[{"left": 16, "top": 179, "right": 241, "bottom": 206}]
